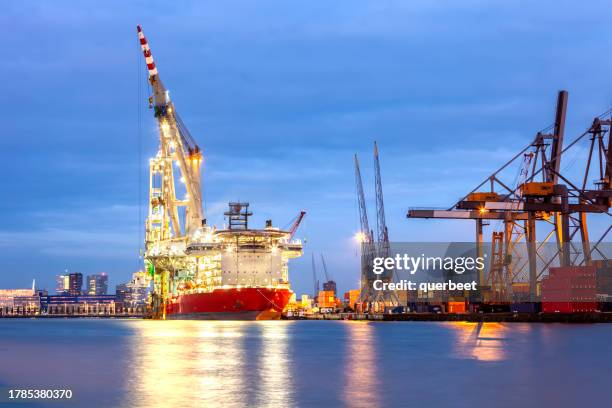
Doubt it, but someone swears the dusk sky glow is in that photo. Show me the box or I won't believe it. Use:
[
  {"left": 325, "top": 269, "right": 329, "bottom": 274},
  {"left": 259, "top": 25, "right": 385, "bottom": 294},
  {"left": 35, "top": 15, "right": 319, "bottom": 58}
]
[{"left": 1, "top": 0, "right": 612, "bottom": 295}]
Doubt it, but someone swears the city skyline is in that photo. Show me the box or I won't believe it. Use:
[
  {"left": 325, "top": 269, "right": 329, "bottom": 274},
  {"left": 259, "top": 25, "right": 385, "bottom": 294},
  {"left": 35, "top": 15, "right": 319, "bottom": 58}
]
[{"left": 2, "top": 1, "right": 612, "bottom": 295}]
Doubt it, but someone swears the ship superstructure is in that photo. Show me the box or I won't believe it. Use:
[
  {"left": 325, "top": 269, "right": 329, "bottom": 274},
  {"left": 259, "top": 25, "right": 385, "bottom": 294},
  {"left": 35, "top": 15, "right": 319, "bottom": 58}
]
[{"left": 137, "top": 26, "right": 303, "bottom": 319}]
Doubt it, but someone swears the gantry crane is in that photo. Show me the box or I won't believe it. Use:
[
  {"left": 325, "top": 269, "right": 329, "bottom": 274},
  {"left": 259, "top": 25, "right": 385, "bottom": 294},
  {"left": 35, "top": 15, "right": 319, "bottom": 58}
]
[{"left": 408, "top": 90, "right": 611, "bottom": 303}]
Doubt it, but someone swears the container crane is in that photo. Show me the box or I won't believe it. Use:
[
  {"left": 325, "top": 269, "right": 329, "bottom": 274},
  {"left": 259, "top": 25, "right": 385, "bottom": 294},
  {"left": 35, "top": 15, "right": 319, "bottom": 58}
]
[{"left": 408, "top": 90, "right": 611, "bottom": 304}]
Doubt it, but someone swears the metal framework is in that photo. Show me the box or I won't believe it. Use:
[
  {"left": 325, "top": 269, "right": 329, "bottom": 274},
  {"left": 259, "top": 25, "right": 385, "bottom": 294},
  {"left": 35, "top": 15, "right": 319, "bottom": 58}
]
[
  {"left": 138, "top": 25, "right": 208, "bottom": 317},
  {"left": 408, "top": 90, "right": 611, "bottom": 302},
  {"left": 355, "top": 143, "right": 398, "bottom": 307}
]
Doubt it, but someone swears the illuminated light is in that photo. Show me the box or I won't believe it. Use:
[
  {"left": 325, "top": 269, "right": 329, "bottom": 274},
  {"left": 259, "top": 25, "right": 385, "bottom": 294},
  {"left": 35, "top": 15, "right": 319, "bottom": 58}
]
[
  {"left": 180, "top": 177, "right": 185, "bottom": 183},
  {"left": 354, "top": 232, "right": 367, "bottom": 243},
  {"left": 184, "top": 194, "right": 190, "bottom": 200},
  {"left": 479, "top": 207, "right": 488, "bottom": 214}
]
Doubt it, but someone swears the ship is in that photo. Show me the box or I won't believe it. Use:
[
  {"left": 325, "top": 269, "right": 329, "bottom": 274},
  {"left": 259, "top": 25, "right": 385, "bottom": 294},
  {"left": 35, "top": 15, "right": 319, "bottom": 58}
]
[
  {"left": 164, "top": 203, "right": 303, "bottom": 320},
  {"left": 137, "top": 26, "right": 304, "bottom": 319}
]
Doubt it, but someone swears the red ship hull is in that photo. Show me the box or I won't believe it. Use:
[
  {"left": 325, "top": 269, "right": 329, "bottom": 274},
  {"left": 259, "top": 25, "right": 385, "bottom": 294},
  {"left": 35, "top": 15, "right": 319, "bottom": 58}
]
[{"left": 165, "top": 287, "right": 293, "bottom": 320}]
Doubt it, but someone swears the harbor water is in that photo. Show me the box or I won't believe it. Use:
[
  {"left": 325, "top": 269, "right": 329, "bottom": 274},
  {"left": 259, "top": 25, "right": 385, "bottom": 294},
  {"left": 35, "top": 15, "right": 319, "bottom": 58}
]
[{"left": 1, "top": 319, "right": 611, "bottom": 407}]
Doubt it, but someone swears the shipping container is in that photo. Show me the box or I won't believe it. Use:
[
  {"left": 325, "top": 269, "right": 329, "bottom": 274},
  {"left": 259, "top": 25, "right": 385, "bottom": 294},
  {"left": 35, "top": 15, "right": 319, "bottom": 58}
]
[
  {"left": 511, "top": 302, "right": 540, "bottom": 313},
  {"left": 447, "top": 301, "right": 466, "bottom": 314}
]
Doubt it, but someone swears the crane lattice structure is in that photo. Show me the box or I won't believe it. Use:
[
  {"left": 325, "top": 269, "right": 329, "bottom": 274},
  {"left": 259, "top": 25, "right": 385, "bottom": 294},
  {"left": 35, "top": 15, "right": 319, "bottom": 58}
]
[
  {"left": 408, "top": 90, "right": 611, "bottom": 303},
  {"left": 311, "top": 253, "right": 319, "bottom": 299},
  {"left": 138, "top": 25, "right": 208, "bottom": 317},
  {"left": 355, "top": 143, "right": 399, "bottom": 308}
]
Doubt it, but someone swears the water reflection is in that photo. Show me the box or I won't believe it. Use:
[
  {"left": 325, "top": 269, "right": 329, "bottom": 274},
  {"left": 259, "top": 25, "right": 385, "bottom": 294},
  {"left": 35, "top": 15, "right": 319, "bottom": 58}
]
[
  {"left": 343, "top": 322, "right": 381, "bottom": 408},
  {"left": 258, "top": 322, "right": 293, "bottom": 407},
  {"left": 125, "top": 321, "right": 293, "bottom": 408},
  {"left": 448, "top": 322, "right": 511, "bottom": 362}
]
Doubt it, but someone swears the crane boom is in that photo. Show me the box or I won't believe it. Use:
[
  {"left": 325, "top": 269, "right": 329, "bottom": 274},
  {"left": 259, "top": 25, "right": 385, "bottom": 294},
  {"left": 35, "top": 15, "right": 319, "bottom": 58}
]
[
  {"left": 354, "top": 155, "right": 371, "bottom": 242},
  {"left": 288, "top": 211, "right": 306, "bottom": 240},
  {"left": 374, "top": 141, "right": 390, "bottom": 259},
  {"left": 320, "top": 254, "right": 330, "bottom": 281},
  {"left": 311, "top": 253, "right": 319, "bottom": 298},
  {"left": 138, "top": 25, "right": 203, "bottom": 239}
]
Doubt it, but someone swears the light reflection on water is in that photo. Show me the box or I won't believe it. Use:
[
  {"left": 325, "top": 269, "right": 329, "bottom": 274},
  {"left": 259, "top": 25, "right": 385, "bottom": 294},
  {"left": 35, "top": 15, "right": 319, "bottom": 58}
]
[
  {"left": 343, "top": 322, "right": 380, "bottom": 408},
  {"left": 1, "top": 319, "right": 612, "bottom": 408},
  {"left": 447, "top": 322, "right": 535, "bottom": 362},
  {"left": 126, "top": 321, "right": 293, "bottom": 408}
]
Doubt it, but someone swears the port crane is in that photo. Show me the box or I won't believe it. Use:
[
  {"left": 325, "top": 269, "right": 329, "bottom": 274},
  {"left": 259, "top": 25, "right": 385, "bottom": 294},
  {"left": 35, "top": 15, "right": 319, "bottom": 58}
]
[
  {"left": 288, "top": 211, "right": 307, "bottom": 240},
  {"left": 138, "top": 25, "right": 209, "bottom": 316},
  {"left": 355, "top": 142, "right": 398, "bottom": 308},
  {"left": 320, "top": 254, "right": 337, "bottom": 295},
  {"left": 311, "top": 253, "right": 320, "bottom": 299},
  {"left": 408, "top": 90, "right": 611, "bottom": 303},
  {"left": 138, "top": 26, "right": 305, "bottom": 319}
]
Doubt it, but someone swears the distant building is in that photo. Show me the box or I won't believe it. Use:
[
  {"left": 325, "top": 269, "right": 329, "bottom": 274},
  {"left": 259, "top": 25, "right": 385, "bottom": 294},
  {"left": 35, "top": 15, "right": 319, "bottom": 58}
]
[
  {"left": 68, "top": 273, "right": 83, "bottom": 296},
  {"left": 0, "top": 281, "right": 46, "bottom": 316},
  {"left": 87, "top": 273, "right": 108, "bottom": 295},
  {"left": 56, "top": 274, "right": 70, "bottom": 294},
  {"left": 0, "top": 288, "right": 35, "bottom": 309},
  {"left": 42, "top": 294, "right": 117, "bottom": 316},
  {"left": 322, "top": 280, "right": 337, "bottom": 295}
]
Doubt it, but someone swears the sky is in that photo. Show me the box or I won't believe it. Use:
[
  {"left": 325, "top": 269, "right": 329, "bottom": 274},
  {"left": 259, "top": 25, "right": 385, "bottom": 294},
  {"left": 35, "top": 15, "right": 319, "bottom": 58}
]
[{"left": 1, "top": 0, "right": 611, "bottom": 295}]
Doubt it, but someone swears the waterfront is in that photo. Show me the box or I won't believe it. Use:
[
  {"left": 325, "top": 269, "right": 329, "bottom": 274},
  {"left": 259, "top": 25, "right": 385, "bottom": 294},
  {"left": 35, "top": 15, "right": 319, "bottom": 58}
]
[{"left": 0, "top": 320, "right": 611, "bottom": 407}]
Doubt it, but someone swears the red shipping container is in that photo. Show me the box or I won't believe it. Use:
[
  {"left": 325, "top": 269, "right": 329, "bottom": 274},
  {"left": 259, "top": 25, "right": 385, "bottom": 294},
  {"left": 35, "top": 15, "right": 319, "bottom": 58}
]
[{"left": 543, "top": 302, "right": 572, "bottom": 313}]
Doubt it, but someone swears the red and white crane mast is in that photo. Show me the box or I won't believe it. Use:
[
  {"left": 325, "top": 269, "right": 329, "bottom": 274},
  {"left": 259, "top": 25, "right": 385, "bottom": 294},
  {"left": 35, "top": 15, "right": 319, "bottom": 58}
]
[{"left": 138, "top": 25, "right": 204, "bottom": 246}]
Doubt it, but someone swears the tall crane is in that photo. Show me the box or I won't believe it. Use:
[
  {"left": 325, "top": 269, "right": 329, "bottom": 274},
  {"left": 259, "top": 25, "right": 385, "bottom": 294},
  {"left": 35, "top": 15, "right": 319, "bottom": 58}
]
[
  {"left": 311, "top": 253, "right": 320, "bottom": 299},
  {"left": 355, "top": 154, "right": 375, "bottom": 303},
  {"left": 138, "top": 25, "right": 207, "bottom": 318},
  {"left": 374, "top": 142, "right": 389, "bottom": 251},
  {"left": 138, "top": 25, "right": 204, "bottom": 245},
  {"left": 374, "top": 142, "right": 395, "bottom": 285},
  {"left": 320, "top": 254, "right": 331, "bottom": 282},
  {"left": 373, "top": 143, "right": 398, "bottom": 304},
  {"left": 320, "top": 254, "right": 337, "bottom": 295},
  {"left": 408, "top": 90, "right": 611, "bottom": 303}
]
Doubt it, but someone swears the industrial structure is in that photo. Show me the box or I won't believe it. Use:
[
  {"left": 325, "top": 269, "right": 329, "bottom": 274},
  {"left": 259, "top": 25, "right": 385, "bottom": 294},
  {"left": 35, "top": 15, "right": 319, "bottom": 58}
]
[
  {"left": 407, "top": 91, "right": 611, "bottom": 310},
  {"left": 355, "top": 142, "right": 399, "bottom": 309},
  {"left": 137, "top": 26, "right": 304, "bottom": 319}
]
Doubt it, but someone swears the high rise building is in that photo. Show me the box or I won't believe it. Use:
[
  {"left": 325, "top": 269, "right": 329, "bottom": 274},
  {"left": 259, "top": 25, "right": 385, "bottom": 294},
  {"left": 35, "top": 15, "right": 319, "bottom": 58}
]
[
  {"left": 86, "top": 273, "right": 108, "bottom": 295},
  {"left": 68, "top": 273, "right": 83, "bottom": 296},
  {"left": 56, "top": 274, "right": 70, "bottom": 294}
]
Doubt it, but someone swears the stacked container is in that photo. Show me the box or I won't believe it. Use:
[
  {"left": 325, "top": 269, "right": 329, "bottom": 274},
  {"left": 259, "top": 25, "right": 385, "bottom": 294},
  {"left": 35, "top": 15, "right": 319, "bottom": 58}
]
[{"left": 541, "top": 266, "right": 597, "bottom": 313}]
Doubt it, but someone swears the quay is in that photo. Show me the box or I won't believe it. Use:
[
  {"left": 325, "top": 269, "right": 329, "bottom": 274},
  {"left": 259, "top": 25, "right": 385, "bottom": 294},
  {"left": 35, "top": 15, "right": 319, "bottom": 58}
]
[{"left": 285, "top": 312, "right": 612, "bottom": 323}]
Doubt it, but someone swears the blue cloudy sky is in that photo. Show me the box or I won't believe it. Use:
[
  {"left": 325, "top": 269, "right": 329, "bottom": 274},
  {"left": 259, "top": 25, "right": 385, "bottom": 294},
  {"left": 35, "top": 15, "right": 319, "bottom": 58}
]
[{"left": 1, "top": 0, "right": 611, "bottom": 295}]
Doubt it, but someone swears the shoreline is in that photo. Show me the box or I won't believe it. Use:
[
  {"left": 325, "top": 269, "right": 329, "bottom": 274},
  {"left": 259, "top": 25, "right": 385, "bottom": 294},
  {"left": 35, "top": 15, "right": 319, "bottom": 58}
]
[{"left": 284, "top": 312, "right": 612, "bottom": 323}]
